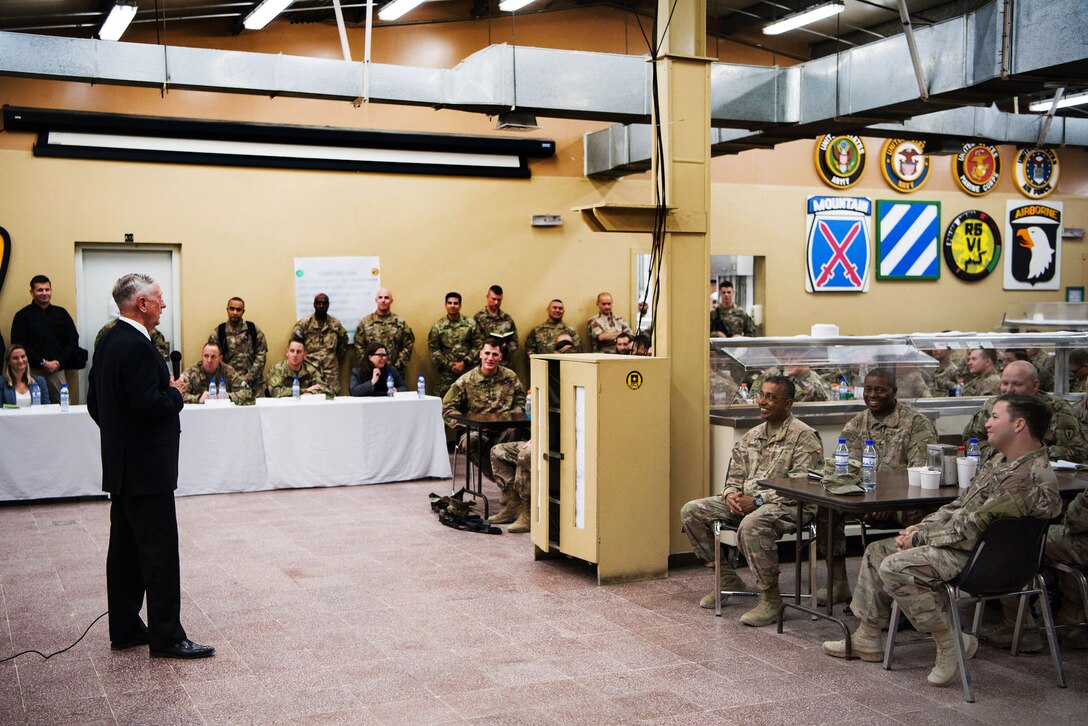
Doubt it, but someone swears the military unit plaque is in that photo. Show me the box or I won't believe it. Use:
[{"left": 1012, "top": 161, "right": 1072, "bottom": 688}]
[
  {"left": 876, "top": 200, "right": 940, "bottom": 280},
  {"left": 943, "top": 210, "right": 1001, "bottom": 282},
  {"left": 879, "top": 139, "right": 930, "bottom": 193},
  {"left": 814, "top": 135, "right": 866, "bottom": 189},
  {"left": 1013, "top": 148, "right": 1060, "bottom": 199},
  {"left": 805, "top": 196, "right": 872, "bottom": 292},
  {"left": 1004, "top": 200, "right": 1062, "bottom": 291},
  {"left": 952, "top": 143, "right": 1001, "bottom": 196}
]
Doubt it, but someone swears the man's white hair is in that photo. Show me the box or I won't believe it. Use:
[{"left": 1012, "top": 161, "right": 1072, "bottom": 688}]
[{"left": 112, "top": 273, "right": 158, "bottom": 311}]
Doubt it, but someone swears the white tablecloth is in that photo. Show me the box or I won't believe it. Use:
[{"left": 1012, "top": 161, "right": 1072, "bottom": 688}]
[{"left": 0, "top": 395, "right": 451, "bottom": 501}]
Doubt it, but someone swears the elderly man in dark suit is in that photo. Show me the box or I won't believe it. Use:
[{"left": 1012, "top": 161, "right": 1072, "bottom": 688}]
[{"left": 88, "top": 273, "right": 214, "bottom": 659}]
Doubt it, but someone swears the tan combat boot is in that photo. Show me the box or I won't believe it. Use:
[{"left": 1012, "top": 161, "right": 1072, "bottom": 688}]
[
  {"left": 980, "top": 598, "right": 1044, "bottom": 653},
  {"left": 822, "top": 621, "right": 884, "bottom": 661},
  {"left": 740, "top": 585, "right": 783, "bottom": 627},
  {"left": 508, "top": 503, "right": 531, "bottom": 533},
  {"left": 698, "top": 568, "right": 747, "bottom": 609},
  {"left": 487, "top": 490, "right": 520, "bottom": 524},
  {"left": 928, "top": 628, "right": 978, "bottom": 687},
  {"left": 816, "top": 560, "right": 852, "bottom": 606}
]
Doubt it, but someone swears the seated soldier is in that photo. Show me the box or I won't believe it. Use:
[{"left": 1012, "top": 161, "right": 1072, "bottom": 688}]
[
  {"left": 441, "top": 338, "right": 526, "bottom": 483},
  {"left": 265, "top": 340, "right": 333, "bottom": 399},
  {"left": 824, "top": 394, "right": 1061, "bottom": 688},
  {"left": 553, "top": 334, "right": 577, "bottom": 354},
  {"left": 961, "top": 348, "right": 1000, "bottom": 396},
  {"left": 1069, "top": 349, "right": 1088, "bottom": 393},
  {"left": 1045, "top": 487, "right": 1088, "bottom": 649},
  {"left": 752, "top": 363, "right": 831, "bottom": 402},
  {"left": 680, "top": 376, "right": 823, "bottom": 625},
  {"left": 926, "top": 347, "right": 965, "bottom": 397},
  {"left": 489, "top": 439, "right": 532, "bottom": 532},
  {"left": 1001, "top": 348, "right": 1031, "bottom": 371},
  {"left": 182, "top": 342, "right": 255, "bottom": 405},
  {"left": 614, "top": 331, "right": 634, "bottom": 355},
  {"left": 817, "top": 368, "right": 937, "bottom": 604}
]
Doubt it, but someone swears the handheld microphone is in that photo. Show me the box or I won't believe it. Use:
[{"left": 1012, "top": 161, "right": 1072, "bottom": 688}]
[{"left": 170, "top": 350, "right": 182, "bottom": 379}]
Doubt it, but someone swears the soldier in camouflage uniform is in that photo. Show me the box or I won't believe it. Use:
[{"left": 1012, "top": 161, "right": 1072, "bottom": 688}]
[
  {"left": 961, "top": 361, "right": 1088, "bottom": 464},
  {"left": 291, "top": 293, "right": 348, "bottom": 396},
  {"left": 926, "top": 348, "right": 966, "bottom": 397},
  {"left": 489, "top": 439, "right": 533, "bottom": 532},
  {"left": 473, "top": 285, "right": 518, "bottom": 365},
  {"left": 353, "top": 288, "right": 415, "bottom": 375},
  {"left": 442, "top": 339, "right": 526, "bottom": 481},
  {"left": 709, "top": 280, "right": 756, "bottom": 338},
  {"left": 182, "top": 342, "right": 255, "bottom": 406},
  {"left": 264, "top": 340, "right": 333, "bottom": 399},
  {"left": 1045, "top": 488, "right": 1088, "bottom": 648},
  {"left": 587, "top": 292, "right": 633, "bottom": 354},
  {"left": 709, "top": 352, "right": 740, "bottom": 406},
  {"left": 208, "top": 297, "right": 267, "bottom": 396},
  {"left": 824, "top": 394, "right": 1061, "bottom": 688},
  {"left": 961, "top": 348, "right": 1001, "bottom": 397},
  {"left": 428, "top": 292, "right": 481, "bottom": 398},
  {"left": 1029, "top": 348, "right": 1056, "bottom": 391},
  {"left": 680, "top": 376, "right": 823, "bottom": 626},
  {"left": 1073, "top": 396, "right": 1088, "bottom": 433},
  {"left": 96, "top": 318, "right": 170, "bottom": 361},
  {"left": 525, "top": 299, "right": 582, "bottom": 356},
  {"left": 1068, "top": 349, "right": 1088, "bottom": 393},
  {"left": 751, "top": 365, "right": 831, "bottom": 403},
  {"left": 818, "top": 368, "right": 938, "bottom": 604},
  {"left": 895, "top": 368, "right": 931, "bottom": 399}
]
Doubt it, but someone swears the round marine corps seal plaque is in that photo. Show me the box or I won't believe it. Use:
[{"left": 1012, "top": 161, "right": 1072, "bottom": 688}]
[
  {"left": 953, "top": 143, "right": 1001, "bottom": 196},
  {"left": 815, "top": 135, "right": 866, "bottom": 189},
  {"left": 1014, "top": 148, "right": 1059, "bottom": 199},
  {"left": 880, "top": 139, "right": 930, "bottom": 192}
]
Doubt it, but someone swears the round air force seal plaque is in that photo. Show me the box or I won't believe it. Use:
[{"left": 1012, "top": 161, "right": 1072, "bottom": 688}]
[
  {"left": 880, "top": 139, "right": 930, "bottom": 193},
  {"left": 1014, "top": 148, "right": 1059, "bottom": 199},
  {"left": 943, "top": 210, "right": 1001, "bottom": 282},
  {"left": 953, "top": 143, "right": 1001, "bottom": 196},
  {"left": 815, "top": 135, "right": 866, "bottom": 189}
]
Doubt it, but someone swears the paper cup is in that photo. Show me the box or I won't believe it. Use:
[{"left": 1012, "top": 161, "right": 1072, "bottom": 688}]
[
  {"left": 907, "top": 467, "right": 925, "bottom": 487},
  {"left": 956, "top": 457, "right": 977, "bottom": 488},
  {"left": 920, "top": 469, "right": 942, "bottom": 490}
]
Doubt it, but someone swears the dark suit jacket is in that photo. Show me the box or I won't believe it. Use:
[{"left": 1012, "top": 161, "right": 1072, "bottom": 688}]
[{"left": 88, "top": 319, "right": 183, "bottom": 496}]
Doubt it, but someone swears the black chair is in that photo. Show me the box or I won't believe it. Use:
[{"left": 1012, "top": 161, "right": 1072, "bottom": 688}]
[
  {"left": 882, "top": 517, "right": 1065, "bottom": 703},
  {"left": 1049, "top": 561, "right": 1088, "bottom": 635}
]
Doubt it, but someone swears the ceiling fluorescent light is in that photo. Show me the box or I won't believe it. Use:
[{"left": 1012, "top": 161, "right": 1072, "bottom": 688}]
[
  {"left": 763, "top": 1, "right": 845, "bottom": 36},
  {"left": 98, "top": 2, "right": 137, "bottom": 41},
  {"left": 1029, "top": 90, "right": 1088, "bottom": 112},
  {"left": 498, "top": 0, "right": 535, "bottom": 11},
  {"left": 243, "top": 0, "right": 295, "bottom": 31},
  {"left": 379, "top": 0, "right": 427, "bottom": 21}
]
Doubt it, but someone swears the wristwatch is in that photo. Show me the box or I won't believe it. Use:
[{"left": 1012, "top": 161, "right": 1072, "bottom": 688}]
[{"left": 753, "top": 493, "right": 765, "bottom": 508}]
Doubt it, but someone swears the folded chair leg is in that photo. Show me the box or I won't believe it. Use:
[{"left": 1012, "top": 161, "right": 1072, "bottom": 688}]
[
  {"left": 970, "top": 601, "right": 983, "bottom": 636},
  {"left": 883, "top": 601, "right": 901, "bottom": 670},
  {"left": 714, "top": 521, "right": 723, "bottom": 618},
  {"left": 945, "top": 584, "right": 974, "bottom": 703},
  {"left": 1037, "top": 576, "right": 1067, "bottom": 689}
]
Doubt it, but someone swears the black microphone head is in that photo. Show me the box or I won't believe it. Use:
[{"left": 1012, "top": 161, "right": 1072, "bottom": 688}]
[
  {"left": 170, "top": 350, "right": 182, "bottom": 377},
  {"left": 170, "top": 350, "right": 182, "bottom": 364}
]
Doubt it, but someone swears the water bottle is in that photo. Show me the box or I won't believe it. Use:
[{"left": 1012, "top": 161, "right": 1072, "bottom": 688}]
[
  {"left": 30, "top": 381, "right": 41, "bottom": 406},
  {"left": 208, "top": 379, "right": 217, "bottom": 400},
  {"left": 861, "top": 439, "right": 878, "bottom": 491},
  {"left": 59, "top": 383, "right": 70, "bottom": 412},
  {"left": 292, "top": 376, "right": 300, "bottom": 399},
  {"left": 739, "top": 383, "right": 750, "bottom": 403},
  {"left": 218, "top": 378, "right": 227, "bottom": 399},
  {"left": 386, "top": 372, "right": 396, "bottom": 397},
  {"left": 953, "top": 378, "right": 964, "bottom": 397},
  {"left": 417, "top": 374, "right": 426, "bottom": 399},
  {"left": 967, "top": 437, "right": 981, "bottom": 463},
  {"left": 834, "top": 438, "right": 849, "bottom": 475},
  {"left": 838, "top": 376, "right": 849, "bottom": 401},
  {"left": 525, "top": 391, "right": 532, "bottom": 420}
]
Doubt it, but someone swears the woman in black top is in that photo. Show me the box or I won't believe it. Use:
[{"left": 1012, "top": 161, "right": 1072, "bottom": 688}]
[{"left": 349, "top": 341, "right": 407, "bottom": 397}]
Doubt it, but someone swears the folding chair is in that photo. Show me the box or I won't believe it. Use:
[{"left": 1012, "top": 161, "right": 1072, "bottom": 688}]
[
  {"left": 712, "top": 518, "right": 818, "bottom": 616},
  {"left": 882, "top": 517, "right": 1065, "bottom": 703}
]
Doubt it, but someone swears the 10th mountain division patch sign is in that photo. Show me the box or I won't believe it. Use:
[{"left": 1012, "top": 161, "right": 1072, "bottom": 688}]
[
  {"left": 806, "top": 196, "right": 872, "bottom": 293},
  {"left": 943, "top": 210, "right": 1001, "bottom": 282},
  {"left": 1004, "top": 200, "right": 1062, "bottom": 291}
]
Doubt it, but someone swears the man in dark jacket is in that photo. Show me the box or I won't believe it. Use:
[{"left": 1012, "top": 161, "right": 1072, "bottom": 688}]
[{"left": 10, "top": 274, "right": 83, "bottom": 403}]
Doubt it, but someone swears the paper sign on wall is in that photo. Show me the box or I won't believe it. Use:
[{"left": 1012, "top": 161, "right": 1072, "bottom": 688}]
[
  {"left": 293, "top": 257, "right": 381, "bottom": 337},
  {"left": 1004, "top": 201, "right": 1062, "bottom": 291},
  {"left": 805, "top": 196, "right": 872, "bottom": 293}
]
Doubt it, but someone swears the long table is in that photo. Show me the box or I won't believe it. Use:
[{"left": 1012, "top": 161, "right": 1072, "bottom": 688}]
[{"left": 0, "top": 393, "right": 452, "bottom": 501}]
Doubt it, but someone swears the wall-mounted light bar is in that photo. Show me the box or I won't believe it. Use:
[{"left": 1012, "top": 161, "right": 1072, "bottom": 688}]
[{"left": 763, "top": 1, "right": 845, "bottom": 36}]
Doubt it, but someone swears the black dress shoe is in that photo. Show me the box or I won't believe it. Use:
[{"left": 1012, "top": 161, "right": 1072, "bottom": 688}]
[
  {"left": 110, "top": 632, "right": 150, "bottom": 651},
  {"left": 150, "top": 639, "right": 216, "bottom": 659}
]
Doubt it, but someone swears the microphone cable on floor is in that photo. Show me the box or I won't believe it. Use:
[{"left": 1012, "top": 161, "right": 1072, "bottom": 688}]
[{"left": 0, "top": 611, "right": 108, "bottom": 663}]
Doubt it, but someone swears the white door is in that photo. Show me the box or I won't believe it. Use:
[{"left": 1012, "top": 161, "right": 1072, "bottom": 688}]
[{"left": 76, "top": 246, "right": 180, "bottom": 400}]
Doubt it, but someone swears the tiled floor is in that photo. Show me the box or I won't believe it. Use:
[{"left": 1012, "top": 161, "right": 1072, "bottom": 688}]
[{"left": 1, "top": 463, "right": 1086, "bottom": 725}]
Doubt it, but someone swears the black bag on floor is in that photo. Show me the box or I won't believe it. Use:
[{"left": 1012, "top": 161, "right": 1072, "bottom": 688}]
[{"left": 428, "top": 489, "right": 502, "bottom": 535}]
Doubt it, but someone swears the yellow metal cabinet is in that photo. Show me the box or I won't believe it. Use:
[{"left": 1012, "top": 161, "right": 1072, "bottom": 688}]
[{"left": 529, "top": 354, "right": 670, "bottom": 584}]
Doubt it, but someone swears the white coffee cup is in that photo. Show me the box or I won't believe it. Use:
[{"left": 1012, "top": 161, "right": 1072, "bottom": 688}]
[
  {"left": 920, "top": 468, "right": 942, "bottom": 490},
  {"left": 956, "top": 457, "right": 977, "bottom": 488},
  {"left": 907, "top": 467, "right": 925, "bottom": 487}
]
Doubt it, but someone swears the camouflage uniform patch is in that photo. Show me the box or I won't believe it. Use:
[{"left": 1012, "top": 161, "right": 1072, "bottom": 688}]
[
  {"left": 525, "top": 321, "right": 582, "bottom": 356},
  {"left": 586, "top": 313, "right": 632, "bottom": 354},
  {"left": 442, "top": 366, "right": 526, "bottom": 480},
  {"left": 710, "top": 305, "right": 756, "bottom": 338},
  {"left": 928, "top": 359, "right": 967, "bottom": 397},
  {"left": 895, "top": 370, "right": 931, "bottom": 399},
  {"left": 962, "top": 391, "right": 1088, "bottom": 464},
  {"left": 208, "top": 321, "right": 267, "bottom": 394},
  {"left": 1045, "top": 490, "right": 1088, "bottom": 616},
  {"left": 353, "top": 313, "right": 415, "bottom": 373},
  {"left": 428, "top": 315, "right": 481, "bottom": 398},
  {"left": 490, "top": 440, "right": 532, "bottom": 499},
  {"left": 474, "top": 309, "right": 518, "bottom": 363},
  {"left": 751, "top": 368, "right": 831, "bottom": 403},
  {"left": 182, "top": 362, "right": 255, "bottom": 406},
  {"left": 291, "top": 314, "right": 348, "bottom": 396},
  {"left": 961, "top": 371, "right": 1001, "bottom": 397},
  {"left": 265, "top": 359, "right": 333, "bottom": 399}
]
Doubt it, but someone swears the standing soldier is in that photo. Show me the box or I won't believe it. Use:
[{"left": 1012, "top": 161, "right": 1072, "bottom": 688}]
[
  {"left": 353, "top": 288, "right": 415, "bottom": 375},
  {"left": 291, "top": 293, "right": 348, "bottom": 396},
  {"left": 208, "top": 297, "right": 267, "bottom": 396},
  {"left": 710, "top": 280, "right": 757, "bottom": 338},
  {"left": 429, "top": 292, "right": 480, "bottom": 398},
  {"left": 587, "top": 292, "right": 632, "bottom": 354},
  {"left": 474, "top": 285, "right": 518, "bottom": 365},
  {"left": 525, "top": 299, "right": 582, "bottom": 356}
]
